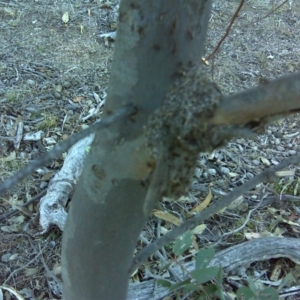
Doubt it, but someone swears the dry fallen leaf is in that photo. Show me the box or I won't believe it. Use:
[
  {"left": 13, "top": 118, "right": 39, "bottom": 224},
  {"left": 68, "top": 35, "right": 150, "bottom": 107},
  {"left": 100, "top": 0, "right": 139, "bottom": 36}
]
[
  {"left": 1, "top": 151, "right": 16, "bottom": 162},
  {"left": 227, "top": 195, "right": 244, "bottom": 210},
  {"left": 276, "top": 215, "right": 300, "bottom": 227},
  {"left": 275, "top": 170, "right": 295, "bottom": 177},
  {"left": 228, "top": 172, "right": 239, "bottom": 178},
  {"left": 62, "top": 11, "right": 69, "bottom": 24},
  {"left": 1, "top": 224, "right": 22, "bottom": 233},
  {"left": 80, "top": 24, "right": 84, "bottom": 34},
  {"left": 152, "top": 209, "right": 182, "bottom": 226},
  {"left": 190, "top": 188, "right": 212, "bottom": 213},
  {"left": 24, "top": 267, "right": 39, "bottom": 277},
  {"left": 260, "top": 156, "right": 271, "bottom": 166},
  {"left": 0, "top": 285, "right": 24, "bottom": 300},
  {"left": 73, "top": 96, "right": 84, "bottom": 103},
  {"left": 244, "top": 232, "right": 262, "bottom": 240},
  {"left": 270, "top": 260, "right": 282, "bottom": 281},
  {"left": 191, "top": 224, "right": 206, "bottom": 235},
  {"left": 41, "top": 172, "right": 54, "bottom": 181},
  {"left": 0, "top": 7, "right": 15, "bottom": 17}
]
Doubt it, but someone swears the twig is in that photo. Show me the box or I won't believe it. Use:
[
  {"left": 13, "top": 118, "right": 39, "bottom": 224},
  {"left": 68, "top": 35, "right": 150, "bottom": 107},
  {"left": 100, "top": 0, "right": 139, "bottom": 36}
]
[
  {"left": 263, "top": 185, "right": 281, "bottom": 201},
  {"left": 39, "top": 245, "right": 62, "bottom": 286},
  {"left": 3, "top": 241, "right": 48, "bottom": 284},
  {"left": 0, "top": 105, "right": 137, "bottom": 196},
  {"left": 0, "top": 190, "right": 47, "bottom": 222},
  {"left": 0, "top": 1, "right": 19, "bottom": 6},
  {"left": 221, "top": 196, "right": 264, "bottom": 238},
  {"left": 21, "top": 68, "right": 52, "bottom": 80},
  {"left": 206, "top": 0, "right": 245, "bottom": 60},
  {"left": 206, "top": 0, "right": 290, "bottom": 60},
  {"left": 129, "top": 153, "right": 300, "bottom": 274},
  {"left": 29, "top": 62, "right": 56, "bottom": 70},
  {"left": 140, "top": 235, "right": 183, "bottom": 283},
  {"left": 252, "top": 0, "right": 289, "bottom": 25}
]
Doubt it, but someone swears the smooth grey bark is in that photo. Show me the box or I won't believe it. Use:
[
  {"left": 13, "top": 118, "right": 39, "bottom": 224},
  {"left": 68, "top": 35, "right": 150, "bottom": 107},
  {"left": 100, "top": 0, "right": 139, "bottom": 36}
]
[{"left": 62, "top": 1, "right": 212, "bottom": 299}]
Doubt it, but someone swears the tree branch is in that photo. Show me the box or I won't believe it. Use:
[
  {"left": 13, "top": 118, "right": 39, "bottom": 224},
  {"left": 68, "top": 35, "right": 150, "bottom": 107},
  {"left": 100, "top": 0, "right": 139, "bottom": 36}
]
[
  {"left": 0, "top": 105, "right": 136, "bottom": 196},
  {"left": 211, "top": 72, "right": 300, "bottom": 126},
  {"left": 130, "top": 153, "right": 300, "bottom": 274}
]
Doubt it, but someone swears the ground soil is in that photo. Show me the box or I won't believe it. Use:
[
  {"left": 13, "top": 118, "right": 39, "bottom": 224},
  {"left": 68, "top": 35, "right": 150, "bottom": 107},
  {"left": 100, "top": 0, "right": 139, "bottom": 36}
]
[{"left": 0, "top": 0, "right": 300, "bottom": 299}]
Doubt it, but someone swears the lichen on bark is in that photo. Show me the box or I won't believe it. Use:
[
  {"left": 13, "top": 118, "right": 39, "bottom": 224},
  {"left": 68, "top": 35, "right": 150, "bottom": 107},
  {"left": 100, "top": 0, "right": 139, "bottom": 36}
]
[{"left": 146, "top": 67, "right": 223, "bottom": 199}]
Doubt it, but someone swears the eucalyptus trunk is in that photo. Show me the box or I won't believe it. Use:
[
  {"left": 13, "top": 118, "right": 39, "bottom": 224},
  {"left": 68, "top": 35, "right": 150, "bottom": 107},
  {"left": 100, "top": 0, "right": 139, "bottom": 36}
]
[{"left": 61, "top": 1, "right": 212, "bottom": 299}]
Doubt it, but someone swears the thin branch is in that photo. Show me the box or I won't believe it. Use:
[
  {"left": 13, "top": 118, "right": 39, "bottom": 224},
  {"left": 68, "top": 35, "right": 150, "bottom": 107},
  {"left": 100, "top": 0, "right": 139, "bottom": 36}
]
[
  {"left": 222, "top": 198, "right": 263, "bottom": 238},
  {"left": 0, "top": 190, "right": 47, "bottom": 221},
  {"left": 0, "top": 105, "right": 136, "bottom": 196},
  {"left": 250, "top": 0, "right": 289, "bottom": 25},
  {"left": 206, "top": 0, "right": 290, "bottom": 60},
  {"left": 139, "top": 234, "right": 183, "bottom": 283},
  {"left": 39, "top": 244, "right": 62, "bottom": 286},
  {"left": 3, "top": 241, "right": 49, "bottom": 284},
  {"left": 129, "top": 153, "right": 300, "bottom": 274},
  {"left": 206, "top": 0, "right": 244, "bottom": 60}
]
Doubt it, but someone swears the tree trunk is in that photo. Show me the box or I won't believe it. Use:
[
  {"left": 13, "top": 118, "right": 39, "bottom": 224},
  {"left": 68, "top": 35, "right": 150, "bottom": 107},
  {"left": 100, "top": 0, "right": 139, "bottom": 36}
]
[{"left": 62, "top": 1, "right": 212, "bottom": 299}]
